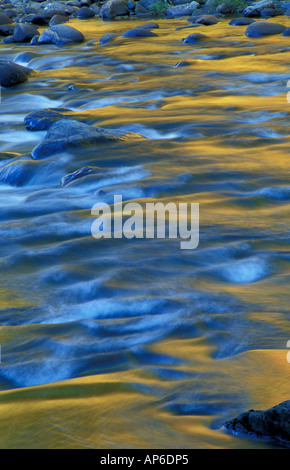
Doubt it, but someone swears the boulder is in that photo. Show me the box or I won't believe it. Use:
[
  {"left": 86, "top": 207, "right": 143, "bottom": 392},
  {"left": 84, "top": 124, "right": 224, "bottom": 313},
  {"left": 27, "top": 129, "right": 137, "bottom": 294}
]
[
  {"left": 31, "top": 119, "right": 143, "bottom": 159},
  {"left": 183, "top": 32, "right": 207, "bottom": 43},
  {"left": 99, "top": 32, "right": 118, "bottom": 44},
  {"left": 24, "top": 108, "right": 73, "bottom": 131},
  {"left": 49, "top": 14, "right": 69, "bottom": 26},
  {"left": 38, "top": 25, "right": 85, "bottom": 45},
  {"left": 77, "top": 6, "right": 95, "bottom": 18},
  {"left": 0, "top": 24, "right": 15, "bottom": 36},
  {"left": 245, "top": 21, "right": 286, "bottom": 36},
  {"left": 194, "top": 14, "right": 219, "bottom": 24},
  {"left": 0, "top": 60, "right": 32, "bottom": 88},
  {"left": 122, "top": 27, "right": 158, "bottom": 37},
  {"left": 167, "top": 1, "right": 200, "bottom": 17},
  {"left": 260, "top": 7, "right": 283, "bottom": 17},
  {"left": 229, "top": 17, "right": 256, "bottom": 25},
  {"left": 0, "top": 12, "right": 13, "bottom": 24},
  {"left": 242, "top": 0, "right": 275, "bottom": 17},
  {"left": 100, "top": 0, "right": 129, "bottom": 20},
  {"left": 223, "top": 401, "right": 290, "bottom": 445},
  {"left": 11, "top": 24, "right": 39, "bottom": 43}
]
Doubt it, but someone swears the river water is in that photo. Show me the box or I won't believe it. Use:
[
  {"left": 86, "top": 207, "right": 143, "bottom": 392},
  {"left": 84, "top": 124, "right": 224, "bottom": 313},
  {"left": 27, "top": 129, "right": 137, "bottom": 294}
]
[{"left": 0, "top": 16, "right": 289, "bottom": 449}]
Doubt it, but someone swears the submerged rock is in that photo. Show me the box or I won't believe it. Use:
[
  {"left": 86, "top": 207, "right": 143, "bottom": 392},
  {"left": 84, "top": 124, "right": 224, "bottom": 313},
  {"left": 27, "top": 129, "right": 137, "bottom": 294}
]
[
  {"left": 31, "top": 119, "right": 143, "bottom": 159},
  {"left": 0, "top": 60, "right": 32, "bottom": 88},
  {"left": 99, "top": 33, "right": 118, "bottom": 45},
  {"left": 49, "top": 14, "right": 69, "bottom": 26},
  {"left": 223, "top": 401, "right": 290, "bottom": 445},
  {"left": 122, "top": 27, "right": 158, "bottom": 38},
  {"left": 183, "top": 32, "right": 207, "bottom": 44},
  {"left": 60, "top": 166, "right": 102, "bottom": 187},
  {"left": 229, "top": 17, "right": 256, "bottom": 25},
  {"left": 38, "top": 25, "right": 85, "bottom": 45},
  {"left": 194, "top": 14, "right": 219, "bottom": 25},
  {"left": 24, "top": 108, "right": 73, "bottom": 131},
  {"left": 245, "top": 21, "right": 286, "bottom": 36}
]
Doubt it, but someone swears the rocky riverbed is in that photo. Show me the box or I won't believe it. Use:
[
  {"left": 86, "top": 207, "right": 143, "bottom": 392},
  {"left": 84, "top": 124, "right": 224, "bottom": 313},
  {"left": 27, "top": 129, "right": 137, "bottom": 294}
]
[{"left": 0, "top": 0, "right": 290, "bottom": 450}]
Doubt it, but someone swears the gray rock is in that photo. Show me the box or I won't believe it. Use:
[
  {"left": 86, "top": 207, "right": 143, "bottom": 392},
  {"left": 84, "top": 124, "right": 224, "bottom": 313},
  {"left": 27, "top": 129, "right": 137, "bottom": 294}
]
[
  {"left": 229, "top": 17, "right": 256, "bottom": 25},
  {"left": 31, "top": 119, "right": 143, "bottom": 159},
  {"left": 11, "top": 24, "right": 39, "bottom": 43},
  {"left": 49, "top": 14, "right": 69, "bottom": 26},
  {"left": 183, "top": 32, "right": 207, "bottom": 43},
  {"left": 194, "top": 14, "right": 219, "bottom": 24},
  {"left": 122, "top": 27, "right": 158, "bottom": 37},
  {"left": 223, "top": 401, "right": 290, "bottom": 445},
  {"left": 167, "top": 1, "right": 199, "bottom": 17},
  {"left": 77, "top": 6, "right": 95, "bottom": 18},
  {"left": 99, "top": 32, "right": 118, "bottom": 44},
  {"left": 138, "top": 21, "right": 159, "bottom": 29},
  {"left": 245, "top": 21, "right": 286, "bottom": 36},
  {"left": 260, "top": 7, "right": 283, "bottom": 17},
  {"left": 38, "top": 25, "right": 85, "bottom": 45},
  {"left": 100, "top": 0, "right": 129, "bottom": 20},
  {"left": 0, "top": 24, "right": 15, "bottom": 36},
  {"left": 242, "top": 0, "right": 275, "bottom": 17},
  {"left": 0, "top": 12, "right": 13, "bottom": 24},
  {"left": 0, "top": 60, "right": 32, "bottom": 88},
  {"left": 24, "top": 108, "right": 73, "bottom": 131}
]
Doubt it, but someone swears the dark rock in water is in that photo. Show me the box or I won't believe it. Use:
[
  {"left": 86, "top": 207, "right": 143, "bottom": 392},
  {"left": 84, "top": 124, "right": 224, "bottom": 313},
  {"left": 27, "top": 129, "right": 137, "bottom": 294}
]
[
  {"left": 60, "top": 166, "right": 102, "bottom": 187},
  {"left": 0, "top": 159, "right": 39, "bottom": 186},
  {"left": 138, "top": 21, "right": 159, "bottom": 29},
  {"left": 30, "top": 35, "right": 39, "bottom": 45},
  {"left": 100, "top": 0, "right": 129, "bottom": 19},
  {"left": 260, "top": 7, "right": 283, "bottom": 17},
  {"left": 99, "top": 32, "right": 118, "bottom": 45},
  {"left": 77, "top": 6, "right": 95, "bottom": 18},
  {"left": 281, "top": 26, "right": 290, "bottom": 35},
  {"left": 194, "top": 14, "right": 219, "bottom": 25},
  {"left": 245, "top": 21, "right": 286, "bottom": 36},
  {"left": 0, "top": 24, "right": 15, "bottom": 37},
  {"left": 31, "top": 119, "right": 143, "bottom": 159},
  {"left": 183, "top": 32, "right": 207, "bottom": 44},
  {"left": 11, "top": 24, "right": 40, "bottom": 43},
  {"left": 229, "top": 17, "right": 256, "bottom": 25},
  {"left": 38, "top": 25, "right": 85, "bottom": 45},
  {"left": 0, "top": 60, "right": 32, "bottom": 88},
  {"left": 0, "top": 13, "right": 13, "bottom": 24},
  {"left": 24, "top": 108, "right": 73, "bottom": 131},
  {"left": 223, "top": 401, "right": 290, "bottom": 445},
  {"left": 216, "top": 2, "right": 234, "bottom": 14},
  {"left": 49, "top": 14, "right": 69, "bottom": 26},
  {"left": 122, "top": 27, "right": 158, "bottom": 37}
]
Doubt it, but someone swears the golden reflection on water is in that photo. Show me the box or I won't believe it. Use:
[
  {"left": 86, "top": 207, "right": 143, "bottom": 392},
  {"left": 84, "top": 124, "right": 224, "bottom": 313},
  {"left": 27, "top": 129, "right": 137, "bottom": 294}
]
[{"left": 0, "top": 15, "right": 290, "bottom": 449}]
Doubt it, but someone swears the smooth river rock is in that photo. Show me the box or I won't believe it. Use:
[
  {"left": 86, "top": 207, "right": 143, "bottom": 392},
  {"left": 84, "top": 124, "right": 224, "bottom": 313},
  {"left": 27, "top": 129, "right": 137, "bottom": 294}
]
[
  {"left": 38, "top": 25, "right": 85, "bottom": 45},
  {"left": 122, "top": 27, "right": 158, "bottom": 38},
  {"left": 223, "top": 401, "right": 290, "bottom": 445},
  {"left": 31, "top": 119, "right": 143, "bottom": 159},
  {"left": 0, "top": 60, "right": 32, "bottom": 88},
  {"left": 245, "top": 21, "right": 286, "bottom": 37},
  {"left": 24, "top": 108, "right": 73, "bottom": 131},
  {"left": 100, "top": 0, "right": 129, "bottom": 20}
]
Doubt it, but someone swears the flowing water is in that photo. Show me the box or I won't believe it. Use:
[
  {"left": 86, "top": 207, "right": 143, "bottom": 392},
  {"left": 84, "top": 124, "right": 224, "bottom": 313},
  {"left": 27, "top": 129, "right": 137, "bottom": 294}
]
[{"left": 0, "top": 16, "right": 290, "bottom": 449}]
